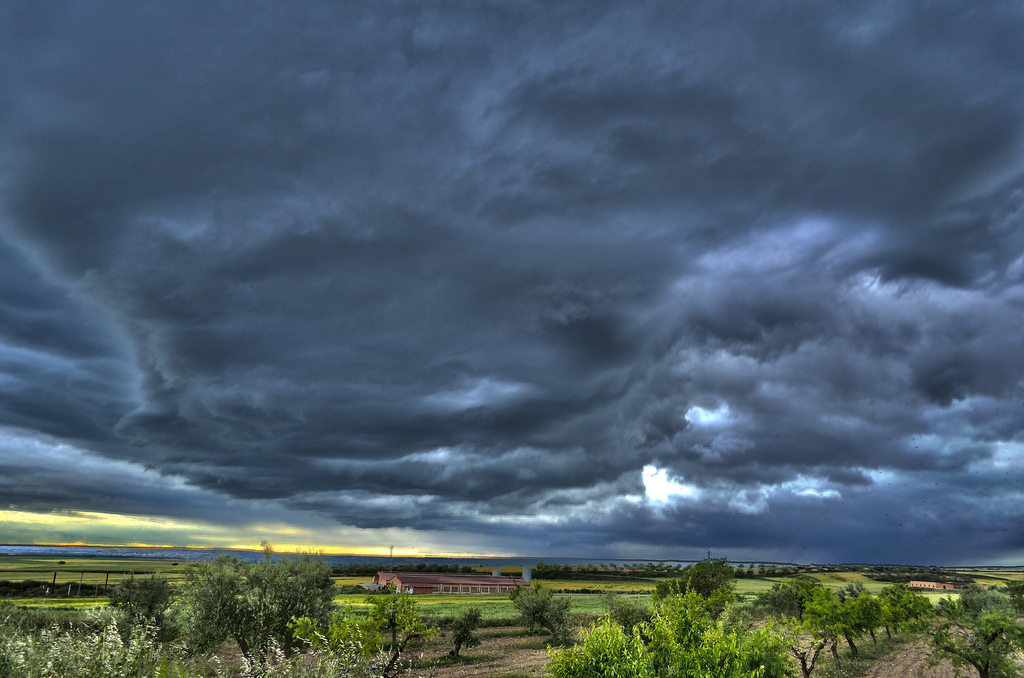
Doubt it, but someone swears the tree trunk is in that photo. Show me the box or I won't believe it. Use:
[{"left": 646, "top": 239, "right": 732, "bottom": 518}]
[
  {"left": 830, "top": 640, "right": 840, "bottom": 666},
  {"left": 235, "top": 636, "right": 253, "bottom": 664},
  {"left": 869, "top": 629, "right": 877, "bottom": 644},
  {"left": 843, "top": 632, "right": 858, "bottom": 657},
  {"left": 791, "top": 641, "right": 824, "bottom": 678}
]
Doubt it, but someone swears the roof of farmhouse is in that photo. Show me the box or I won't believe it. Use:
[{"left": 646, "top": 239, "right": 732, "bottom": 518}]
[{"left": 374, "top": 572, "right": 530, "bottom": 587}]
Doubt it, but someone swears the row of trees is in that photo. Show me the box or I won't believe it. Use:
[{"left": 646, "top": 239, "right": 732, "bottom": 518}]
[{"left": 549, "top": 561, "right": 1024, "bottom": 678}]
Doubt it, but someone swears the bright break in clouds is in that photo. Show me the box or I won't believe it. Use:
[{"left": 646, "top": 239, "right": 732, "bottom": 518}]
[{"left": 1, "top": 1, "right": 1024, "bottom": 563}]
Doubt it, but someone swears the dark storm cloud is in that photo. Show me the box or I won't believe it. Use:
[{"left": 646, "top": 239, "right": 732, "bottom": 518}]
[{"left": 1, "top": 0, "right": 1024, "bottom": 562}]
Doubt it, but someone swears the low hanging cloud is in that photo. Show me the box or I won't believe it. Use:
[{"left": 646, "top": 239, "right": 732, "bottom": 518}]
[{"left": 1, "top": 1, "right": 1023, "bottom": 563}]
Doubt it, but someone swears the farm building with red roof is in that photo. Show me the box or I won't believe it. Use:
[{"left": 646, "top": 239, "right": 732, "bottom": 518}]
[{"left": 371, "top": 571, "right": 531, "bottom": 595}]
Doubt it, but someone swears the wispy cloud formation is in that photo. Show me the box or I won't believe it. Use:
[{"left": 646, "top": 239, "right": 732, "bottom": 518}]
[{"left": 1, "top": 1, "right": 1023, "bottom": 563}]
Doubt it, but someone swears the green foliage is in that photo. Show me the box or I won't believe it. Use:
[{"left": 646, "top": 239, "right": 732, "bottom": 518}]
[
  {"left": 781, "top": 619, "right": 827, "bottom": 678},
  {"left": 1003, "top": 580, "right": 1024, "bottom": 614},
  {"left": 755, "top": 577, "right": 821, "bottom": 621},
  {"left": 549, "top": 591, "right": 792, "bottom": 678},
  {"left": 958, "top": 584, "right": 1014, "bottom": 619},
  {"left": 445, "top": 607, "right": 482, "bottom": 658},
  {"left": 603, "top": 592, "right": 651, "bottom": 634},
  {"left": 877, "top": 582, "right": 932, "bottom": 634},
  {"left": 108, "top": 575, "right": 174, "bottom": 637},
  {"left": 843, "top": 592, "right": 882, "bottom": 645},
  {"left": 654, "top": 560, "right": 735, "bottom": 602},
  {"left": 366, "top": 593, "right": 433, "bottom": 677},
  {"left": 931, "top": 591, "right": 1024, "bottom": 678},
  {"left": 803, "top": 588, "right": 847, "bottom": 663},
  {"left": 0, "top": 614, "right": 191, "bottom": 678},
  {"left": 292, "top": 606, "right": 382, "bottom": 676},
  {"left": 546, "top": 616, "right": 652, "bottom": 678},
  {"left": 176, "top": 554, "right": 335, "bottom": 664},
  {"left": 510, "top": 583, "right": 573, "bottom": 640}
]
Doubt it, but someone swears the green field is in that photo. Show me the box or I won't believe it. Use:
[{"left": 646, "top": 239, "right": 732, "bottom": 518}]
[{"left": 5, "top": 554, "right": 1017, "bottom": 614}]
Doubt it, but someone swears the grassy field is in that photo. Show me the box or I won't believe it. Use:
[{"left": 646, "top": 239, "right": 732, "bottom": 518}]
[
  {"left": 540, "top": 578, "right": 658, "bottom": 592},
  {"left": 327, "top": 591, "right": 648, "bottom": 624},
  {"left": 0, "top": 555, "right": 185, "bottom": 586},
  {"left": 4, "top": 554, "right": 1015, "bottom": 614}
]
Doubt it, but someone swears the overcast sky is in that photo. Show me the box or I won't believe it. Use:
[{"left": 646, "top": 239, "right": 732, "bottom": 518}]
[{"left": 2, "top": 1, "right": 1024, "bottom": 564}]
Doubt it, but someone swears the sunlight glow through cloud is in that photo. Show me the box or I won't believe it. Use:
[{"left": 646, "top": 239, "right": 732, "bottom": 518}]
[
  {"left": 642, "top": 465, "right": 698, "bottom": 502},
  {"left": 685, "top": 403, "right": 732, "bottom": 427}
]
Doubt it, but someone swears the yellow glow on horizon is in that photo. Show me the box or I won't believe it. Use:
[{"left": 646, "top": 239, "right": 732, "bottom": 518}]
[{"left": 0, "top": 509, "right": 505, "bottom": 558}]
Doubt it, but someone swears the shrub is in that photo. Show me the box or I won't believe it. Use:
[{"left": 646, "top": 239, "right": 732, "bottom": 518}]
[
  {"left": 548, "top": 592, "right": 792, "bottom": 678},
  {"left": 446, "top": 607, "right": 482, "bottom": 658},
  {"left": 176, "top": 554, "right": 335, "bottom": 665},
  {"left": 510, "top": 583, "right": 572, "bottom": 640}
]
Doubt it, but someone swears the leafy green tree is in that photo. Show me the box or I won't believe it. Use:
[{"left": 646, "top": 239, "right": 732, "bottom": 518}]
[
  {"left": 878, "top": 582, "right": 932, "bottom": 637},
  {"left": 108, "top": 574, "right": 173, "bottom": 624},
  {"left": 844, "top": 591, "right": 883, "bottom": 644},
  {"left": 803, "top": 588, "right": 848, "bottom": 664},
  {"left": 547, "top": 616, "right": 653, "bottom": 678},
  {"left": 649, "top": 592, "right": 791, "bottom": 677},
  {"left": 604, "top": 592, "right": 651, "bottom": 635},
  {"left": 1003, "top": 581, "right": 1024, "bottom": 614},
  {"left": 931, "top": 592, "right": 1024, "bottom": 678},
  {"left": 367, "top": 593, "right": 433, "bottom": 677},
  {"left": 446, "top": 607, "right": 482, "bottom": 658},
  {"left": 510, "top": 582, "right": 572, "bottom": 639},
  {"left": 835, "top": 581, "right": 865, "bottom": 603},
  {"left": 176, "top": 554, "right": 335, "bottom": 665},
  {"left": 292, "top": 606, "right": 382, "bottom": 670},
  {"left": 958, "top": 585, "right": 1014, "bottom": 619},
  {"left": 654, "top": 560, "right": 735, "bottom": 600},
  {"left": 756, "top": 577, "right": 821, "bottom": 621},
  {"left": 547, "top": 592, "right": 792, "bottom": 678},
  {"left": 780, "top": 616, "right": 830, "bottom": 678}
]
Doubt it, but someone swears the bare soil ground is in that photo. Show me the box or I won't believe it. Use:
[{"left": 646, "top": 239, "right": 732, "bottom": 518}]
[
  {"left": 405, "top": 627, "right": 551, "bottom": 678},
  {"left": 858, "top": 636, "right": 956, "bottom": 678}
]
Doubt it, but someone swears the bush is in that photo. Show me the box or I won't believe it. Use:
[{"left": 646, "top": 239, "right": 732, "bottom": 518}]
[
  {"left": 108, "top": 574, "right": 174, "bottom": 638},
  {"left": 548, "top": 592, "right": 792, "bottom": 678},
  {"left": 654, "top": 560, "right": 735, "bottom": 604},
  {"left": 176, "top": 554, "right": 335, "bottom": 665},
  {"left": 604, "top": 593, "right": 651, "bottom": 634},
  {"left": 445, "top": 607, "right": 483, "bottom": 658},
  {"left": 932, "top": 590, "right": 1024, "bottom": 678},
  {"left": 510, "top": 583, "right": 572, "bottom": 640}
]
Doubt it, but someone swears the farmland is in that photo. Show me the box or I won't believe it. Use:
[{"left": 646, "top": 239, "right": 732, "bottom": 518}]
[{"left": 2, "top": 555, "right": 1023, "bottom": 677}]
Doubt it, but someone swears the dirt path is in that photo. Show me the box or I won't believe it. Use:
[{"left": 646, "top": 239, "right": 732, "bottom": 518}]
[{"left": 858, "top": 636, "right": 956, "bottom": 678}]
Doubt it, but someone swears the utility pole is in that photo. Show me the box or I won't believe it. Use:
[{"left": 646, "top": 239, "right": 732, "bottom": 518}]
[{"left": 389, "top": 545, "right": 394, "bottom": 573}]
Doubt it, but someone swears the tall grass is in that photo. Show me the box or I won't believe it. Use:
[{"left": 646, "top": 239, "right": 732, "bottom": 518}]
[{"left": 0, "top": 605, "right": 379, "bottom": 678}]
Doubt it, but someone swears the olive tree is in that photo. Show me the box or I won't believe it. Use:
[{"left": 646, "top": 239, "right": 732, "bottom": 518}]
[
  {"left": 755, "top": 577, "right": 820, "bottom": 621},
  {"left": 654, "top": 560, "right": 735, "bottom": 600},
  {"left": 108, "top": 574, "right": 173, "bottom": 626},
  {"left": 510, "top": 582, "right": 573, "bottom": 640},
  {"left": 446, "top": 607, "right": 482, "bottom": 658},
  {"left": 177, "top": 554, "right": 335, "bottom": 665}
]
